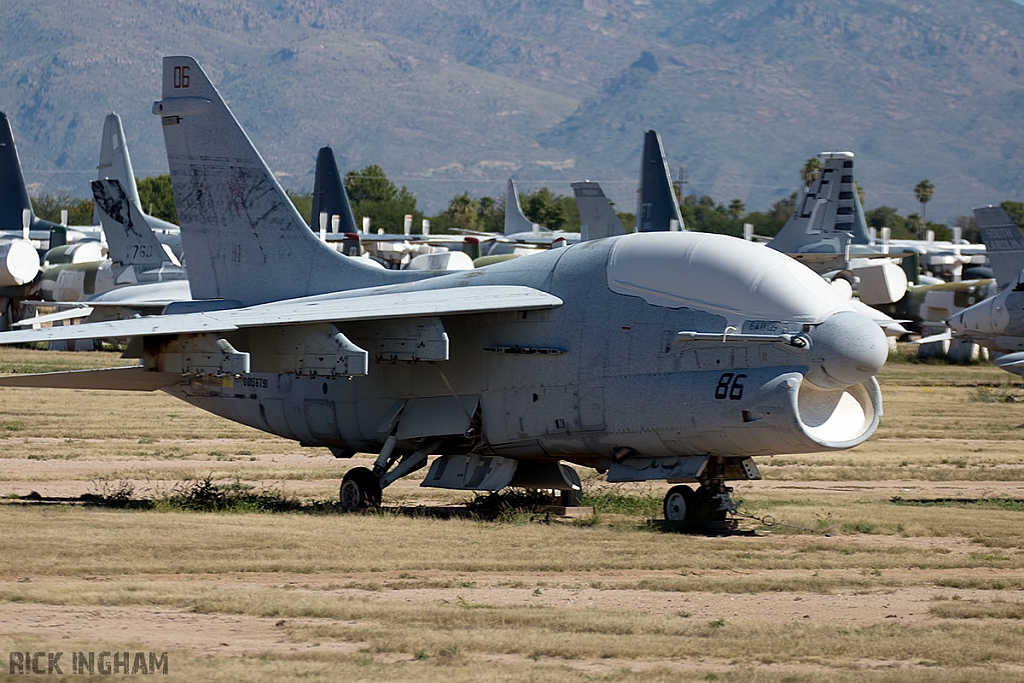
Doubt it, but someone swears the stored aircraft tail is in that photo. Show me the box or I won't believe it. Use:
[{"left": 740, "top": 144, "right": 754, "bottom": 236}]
[
  {"left": 0, "top": 112, "right": 64, "bottom": 245},
  {"left": 635, "top": 130, "right": 684, "bottom": 232},
  {"left": 571, "top": 181, "right": 627, "bottom": 241},
  {"left": 768, "top": 152, "right": 871, "bottom": 255},
  {"left": 0, "top": 112, "right": 34, "bottom": 233},
  {"left": 310, "top": 146, "right": 358, "bottom": 234},
  {"left": 153, "top": 56, "right": 422, "bottom": 306},
  {"left": 504, "top": 179, "right": 535, "bottom": 235},
  {"left": 975, "top": 205, "right": 1024, "bottom": 290},
  {"left": 92, "top": 179, "right": 181, "bottom": 272},
  {"left": 94, "top": 113, "right": 140, "bottom": 226}
]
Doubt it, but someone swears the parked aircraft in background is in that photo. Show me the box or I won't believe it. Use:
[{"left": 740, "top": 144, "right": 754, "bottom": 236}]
[
  {"left": 572, "top": 130, "right": 681, "bottom": 242},
  {"left": 916, "top": 207, "right": 1024, "bottom": 376},
  {"left": 16, "top": 179, "right": 191, "bottom": 332},
  {"left": 0, "top": 112, "right": 76, "bottom": 250},
  {"left": 94, "top": 113, "right": 183, "bottom": 262},
  {"left": 766, "top": 152, "right": 908, "bottom": 307},
  {"left": 307, "top": 146, "right": 476, "bottom": 270},
  {"left": 767, "top": 151, "right": 986, "bottom": 286},
  {"left": 0, "top": 56, "right": 889, "bottom": 525},
  {"left": 635, "top": 130, "right": 685, "bottom": 233},
  {"left": 32, "top": 179, "right": 187, "bottom": 303}
]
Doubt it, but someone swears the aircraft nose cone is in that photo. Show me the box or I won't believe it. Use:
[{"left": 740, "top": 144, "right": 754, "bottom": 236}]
[
  {"left": 948, "top": 311, "right": 966, "bottom": 335},
  {"left": 804, "top": 310, "right": 888, "bottom": 390}
]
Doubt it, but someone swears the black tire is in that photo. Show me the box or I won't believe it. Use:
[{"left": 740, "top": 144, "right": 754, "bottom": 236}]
[
  {"left": 663, "top": 485, "right": 696, "bottom": 523},
  {"left": 339, "top": 467, "right": 382, "bottom": 511},
  {"left": 558, "top": 464, "right": 583, "bottom": 507}
]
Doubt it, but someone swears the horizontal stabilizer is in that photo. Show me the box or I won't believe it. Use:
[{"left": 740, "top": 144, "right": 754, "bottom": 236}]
[
  {"left": 0, "top": 285, "right": 563, "bottom": 345},
  {"left": 0, "top": 367, "right": 183, "bottom": 391}
]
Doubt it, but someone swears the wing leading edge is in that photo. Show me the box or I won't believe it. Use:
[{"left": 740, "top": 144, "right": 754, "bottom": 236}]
[{"left": 0, "top": 285, "right": 563, "bottom": 346}]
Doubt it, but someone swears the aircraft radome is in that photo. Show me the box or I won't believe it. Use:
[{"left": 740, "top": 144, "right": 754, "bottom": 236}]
[{"left": 0, "top": 57, "right": 889, "bottom": 525}]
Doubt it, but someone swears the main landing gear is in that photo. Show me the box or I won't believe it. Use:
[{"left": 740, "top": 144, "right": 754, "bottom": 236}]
[
  {"left": 339, "top": 438, "right": 442, "bottom": 511},
  {"left": 663, "top": 481, "right": 738, "bottom": 527},
  {"left": 340, "top": 467, "right": 381, "bottom": 511}
]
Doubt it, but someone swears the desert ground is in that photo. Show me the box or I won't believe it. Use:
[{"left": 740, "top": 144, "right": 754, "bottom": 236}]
[{"left": 2, "top": 347, "right": 1024, "bottom": 682}]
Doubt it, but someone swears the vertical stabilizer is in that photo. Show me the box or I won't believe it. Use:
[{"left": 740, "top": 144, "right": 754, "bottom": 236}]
[
  {"left": 975, "top": 206, "right": 1024, "bottom": 290},
  {"left": 92, "top": 179, "right": 179, "bottom": 271},
  {"left": 310, "top": 146, "right": 358, "bottom": 234},
  {"left": 504, "top": 179, "right": 535, "bottom": 235},
  {"left": 94, "top": 113, "right": 140, "bottom": 227},
  {"left": 571, "top": 181, "right": 627, "bottom": 241},
  {"left": 0, "top": 112, "right": 64, "bottom": 246},
  {"left": 635, "top": 130, "right": 684, "bottom": 232},
  {"left": 0, "top": 112, "right": 36, "bottom": 232},
  {"left": 768, "top": 152, "right": 867, "bottom": 254},
  {"left": 152, "top": 57, "right": 421, "bottom": 305}
]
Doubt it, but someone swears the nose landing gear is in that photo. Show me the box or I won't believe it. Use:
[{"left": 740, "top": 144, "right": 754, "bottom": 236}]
[{"left": 663, "top": 480, "right": 738, "bottom": 529}]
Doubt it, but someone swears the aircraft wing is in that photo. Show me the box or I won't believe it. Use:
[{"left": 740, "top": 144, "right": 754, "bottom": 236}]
[
  {"left": 0, "top": 367, "right": 183, "bottom": 390},
  {"left": 0, "top": 285, "right": 563, "bottom": 345},
  {"left": 14, "top": 307, "right": 94, "bottom": 327}
]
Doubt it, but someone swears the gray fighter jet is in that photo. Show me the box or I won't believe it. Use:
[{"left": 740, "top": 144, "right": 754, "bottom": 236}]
[
  {"left": 0, "top": 57, "right": 889, "bottom": 523},
  {"left": 917, "top": 207, "right": 1024, "bottom": 377}
]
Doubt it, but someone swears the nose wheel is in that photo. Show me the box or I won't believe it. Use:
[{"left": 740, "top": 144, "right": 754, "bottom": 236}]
[{"left": 663, "top": 485, "right": 696, "bottom": 522}]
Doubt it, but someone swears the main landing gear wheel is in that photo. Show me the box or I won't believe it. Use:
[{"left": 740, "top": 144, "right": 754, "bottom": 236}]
[
  {"left": 558, "top": 464, "right": 583, "bottom": 507},
  {"left": 339, "top": 467, "right": 382, "bottom": 511},
  {"left": 663, "top": 485, "right": 696, "bottom": 523}
]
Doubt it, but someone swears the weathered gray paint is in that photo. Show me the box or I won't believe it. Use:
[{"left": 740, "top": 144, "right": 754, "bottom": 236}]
[{"left": 0, "top": 57, "right": 891, "bottom": 493}]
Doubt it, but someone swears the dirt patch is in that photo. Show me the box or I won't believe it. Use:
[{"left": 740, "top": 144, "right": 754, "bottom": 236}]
[{"left": 0, "top": 602, "right": 363, "bottom": 656}]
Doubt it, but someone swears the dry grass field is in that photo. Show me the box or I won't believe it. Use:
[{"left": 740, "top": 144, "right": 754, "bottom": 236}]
[{"left": 2, "top": 347, "right": 1024, "bottom": 682}]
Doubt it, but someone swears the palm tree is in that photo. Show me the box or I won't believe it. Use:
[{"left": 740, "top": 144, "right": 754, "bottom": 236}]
[
  {"left": 801, "top": 157, "right": 822, "bottom": 187},
  {"left": 727, "top": 199, "right": 746, "bottom": 220},
  {"left": 914, "top": 180, "right": 935, "bottom": 226}
]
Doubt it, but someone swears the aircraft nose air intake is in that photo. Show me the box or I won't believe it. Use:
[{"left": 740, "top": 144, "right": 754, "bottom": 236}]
[{"left": 804, "top": 310, "right": 888, "bottom": 390}]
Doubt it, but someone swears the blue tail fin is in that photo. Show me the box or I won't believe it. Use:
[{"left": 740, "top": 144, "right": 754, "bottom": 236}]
[
  {"left": 635, "top": 130, "right": 684, "bottom": 232},
  {"left": 310, "top": 146, "right": 358, "bottom": 234},
  {"left": 0, "top": 112, "right": 64, "bottom": 246},
  {"left": 0, "top": 112, "right": 34, "bottom": 233}
]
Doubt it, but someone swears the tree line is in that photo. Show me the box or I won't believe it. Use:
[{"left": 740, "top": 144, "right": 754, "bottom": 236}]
[{"left": 31, "top": 164, "right": 1024, "bottom": 240}]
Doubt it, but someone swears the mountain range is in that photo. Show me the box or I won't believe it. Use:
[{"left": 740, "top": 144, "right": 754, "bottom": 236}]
[{"left": 1, "top": 0, "right": 1022, "bottom": 222}]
